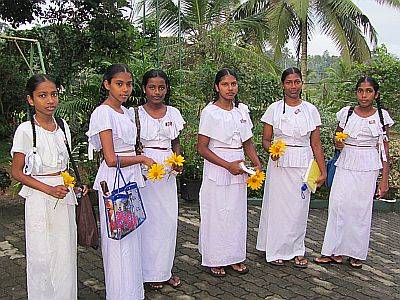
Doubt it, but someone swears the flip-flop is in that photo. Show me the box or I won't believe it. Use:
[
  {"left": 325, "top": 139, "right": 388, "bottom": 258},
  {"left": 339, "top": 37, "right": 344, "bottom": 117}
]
[
  {"left": 294, "top": 256, "right": 308, "bottom": 269},
  {"left": 347, "top": 257, "right": 362, "bottom": 269},
  {"left": 229, "top": 263, "right": 249, "bottom": 275},
  {"left": 270, "top": 259, "right": 284, "bottom": 267},
  {"left": 314, "top": 255, "right": 343, "bottom": 265},
  {"left": 147, "top": 282, "right": 163, "bottom": 290},
  {"left": 165, "top": 275, "right": 181, "bottom": 288},
  {"left": 209, "top": 267, "right": 226, "bottom": 277}
]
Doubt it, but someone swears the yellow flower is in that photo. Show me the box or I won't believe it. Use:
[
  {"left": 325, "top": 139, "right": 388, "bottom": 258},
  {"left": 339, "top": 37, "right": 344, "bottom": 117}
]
[
  {"left": 147, "top": 163, "right": 165, "bottom": 181},
  {"left": 254, "top": 170, "right": 266, "bottom": 181},
  {"left": 269, "top": 140, "right": 287, "bottom": 158},
  {"left": 247, "top": 170, "right": 266, "bottom": 190},
  {"left": 335, "top": 132, "right": 349, "bottom": 142},
  {"left": 61, "top": 171, "right": 75, "bottom": 188},
  {"left": 165, "top": 153, "right": 185, "bottom": 167}
]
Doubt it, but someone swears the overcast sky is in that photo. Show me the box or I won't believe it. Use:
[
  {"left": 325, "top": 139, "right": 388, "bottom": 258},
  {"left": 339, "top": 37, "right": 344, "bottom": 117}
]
[{"left": 305, "top": 0, "right": 400, "bottom": 57}]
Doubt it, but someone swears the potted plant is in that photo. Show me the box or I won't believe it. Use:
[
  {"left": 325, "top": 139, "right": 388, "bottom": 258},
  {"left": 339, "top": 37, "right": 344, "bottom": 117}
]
[{"left": 176, "top": 99, "right": 204, "bottom": 202}]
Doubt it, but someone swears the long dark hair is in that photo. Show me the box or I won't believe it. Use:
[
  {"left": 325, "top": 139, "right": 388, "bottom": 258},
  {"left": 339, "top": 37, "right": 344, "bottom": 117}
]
[
  {"left": 25, "top": 74, "right": 59, "bottom": 149},
  {"left": 98, "top": 63, "right": 132, "bottom": 106},
  {"left": 356, "top": 76, "right": 385, "bottom": 132},
  {"left": 213, "top": 68, "right": 239, "bottom": 108},
  {"left": 140, "top": 69, "right": 171, "bottom": 105},
  {"left": 281, "top": 67, "right": 303, "bottom": 114}
]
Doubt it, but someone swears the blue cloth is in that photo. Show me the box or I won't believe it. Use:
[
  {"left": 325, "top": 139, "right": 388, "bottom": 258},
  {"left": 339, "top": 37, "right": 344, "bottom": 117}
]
[{"left": 326, "top": 150, "right": 340, "bottom": 188}]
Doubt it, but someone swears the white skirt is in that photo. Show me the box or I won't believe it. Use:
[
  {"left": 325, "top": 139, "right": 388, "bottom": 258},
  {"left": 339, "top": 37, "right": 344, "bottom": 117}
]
[
  {"left": 24, "top": 176, "right": 77, "bottom": 300},
  {"left": 321, "top": 167, "right": 379, "bottom": 260},
  {"left": 95, "top": 159, "right": 144, "bottom": 300},
  {"left": 199, "top": 148, "right": 247, "bottom": 267},
  {"left": 256, "top": 159, "right": 310, "bottom": 262},
  {"left": 140, "top": 148, "right": 178, "bottom": 282}
]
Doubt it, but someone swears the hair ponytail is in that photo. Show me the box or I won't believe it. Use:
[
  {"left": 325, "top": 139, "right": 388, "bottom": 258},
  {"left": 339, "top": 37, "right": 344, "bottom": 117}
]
[
  {"left": 375, "top": 94, "right": 386, "bottom": 133},
  {"left": 98, "top": 83, "right": 108, "bottom": 107}
]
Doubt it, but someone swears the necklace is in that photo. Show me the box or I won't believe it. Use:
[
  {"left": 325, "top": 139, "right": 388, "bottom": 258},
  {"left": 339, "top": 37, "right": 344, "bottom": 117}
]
[{"left": 33, "top": 115, "right": 58, "bottom": 132}]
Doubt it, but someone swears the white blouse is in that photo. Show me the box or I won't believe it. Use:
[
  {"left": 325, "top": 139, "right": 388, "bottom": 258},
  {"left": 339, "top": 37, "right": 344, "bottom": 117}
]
[
  {"left": 135, "top": 105, "right": 185, "bottom": 148},
  {"left": 336, "top": 106, "right": 394, "bottom": 171},
  {"left": 198, "top": 102, "right": 253, "bottom": 148},
  {"left": 86, "top": 105, "right": 137, "bottom": 158},
  {"left": 261, "top": 100, "right": 321, "bottom": 168},
  {"left": 11, "top": 119, "right": 71, "bottom": 175}
]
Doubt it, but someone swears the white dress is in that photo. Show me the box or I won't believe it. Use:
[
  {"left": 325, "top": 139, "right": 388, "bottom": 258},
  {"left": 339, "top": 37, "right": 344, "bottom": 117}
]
[
  {"left": 321, "top": 107, "right": 394, "bottom": 260},
  {"left": 135, "top": 105, "right": 185, "bottom": 282},
  {"left": 86, "top": 105, "right": 145, "bottom": 300},
  {"left": 11, "top": 119, "right": 77, "bottom": 300},
  {"left": 198, "top": 103, "right": 253, "bottom": 267},
  {"left": 256, "top": 100, "right": 321, "bottom": 262}
]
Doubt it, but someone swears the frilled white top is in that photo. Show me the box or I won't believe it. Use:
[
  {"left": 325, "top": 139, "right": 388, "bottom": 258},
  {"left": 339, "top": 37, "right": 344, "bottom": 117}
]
[
  {"left": 11, "top": 119, "right": 71, "bottom": 175},
  {"left": 198, "top": 102, "right": 253, "bottom": 148},
  {"left": 261, "top": 100, "right": 321, "bottom": 168},
  {"left": 134, "top": 105, "right": 185, "bottom": 148},
  {"left": 336, "top": 106, "right": 394, "bottom": 171},
  {"left": 86, "top": 104, "right": 145, "bottom": 189},
  {"left": 86, "top": 105, "right": 137, "bottom": 156}
]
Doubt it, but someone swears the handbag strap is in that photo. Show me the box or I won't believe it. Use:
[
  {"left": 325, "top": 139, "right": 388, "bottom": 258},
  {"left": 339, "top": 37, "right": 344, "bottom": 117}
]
[
  {"left": 112, "top": 156, "right": 127, "bottom": 192},
  {"left": 344, "top": 106, "right": 354, "bottom": 127},
  {"left": 55, "top": 117, "right": 82, "bottom": 185},
  {"left": 133, "top": 107, "right": 142, "bottom": 155}
]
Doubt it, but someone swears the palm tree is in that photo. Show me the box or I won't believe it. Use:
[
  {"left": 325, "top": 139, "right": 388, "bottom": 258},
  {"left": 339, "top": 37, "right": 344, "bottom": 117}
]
[
  {"left": 237, "top": 0, "right": 400, "bottom": 85},
  {"left": 137, "top": 0, "right": 268, "bottom": 40}
]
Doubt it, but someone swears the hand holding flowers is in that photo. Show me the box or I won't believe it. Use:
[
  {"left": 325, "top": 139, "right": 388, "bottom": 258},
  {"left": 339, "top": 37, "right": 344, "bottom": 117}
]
[
  {"left": 247, "top": 170, "right": 266, "bottom": 190},
  {"left": 147, "top": 163, "right": 166, "bottom": 181},
  {"left": 165, "top": 153, "right": 185, "bottom": 173},
  {"left": 334, "top": 132, "right": 348, "bottom": 150},
  {"left": 145, "top": 153, "right": 185, "bottom": 181},
  {"left": 269, "top": 140, "right": 287, "bottom": 162},
  {"left": 53, "top": 171, "right": 75, "bottom": 208}
]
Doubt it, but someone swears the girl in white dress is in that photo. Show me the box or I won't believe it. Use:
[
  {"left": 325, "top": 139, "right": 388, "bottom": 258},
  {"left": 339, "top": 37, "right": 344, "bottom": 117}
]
[
  {"left": 197, "top": 68, "right": 262, "bottom": 277},
  {"left": 314, "top": 76, "right": 393, "bottom": 268},
  {"left": 256, "top": 67, "right": 327, "bottom": 268},
  {"left": 136, "top": 69, "right": 185, "bottom": 289},
  {"left": 11, "top": 74, "right": 85, "bottom": 299},
  {"left": 86, "top": 64, "right": 155, "bottom": 299}
]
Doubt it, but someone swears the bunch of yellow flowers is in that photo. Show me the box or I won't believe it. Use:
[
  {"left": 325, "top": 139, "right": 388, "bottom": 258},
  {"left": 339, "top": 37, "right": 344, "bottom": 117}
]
[
  {"left": 247, "top": 170, "right": 266, "bottom": 190},
  {"left": 147, "top": 153, "right": 186, "bottom": 181},
  {"left": 269, "top": 140, "right": 287, "bottom": 159},
  {"left": 61, "top": 171, "right": 75, "bottom": 188}
]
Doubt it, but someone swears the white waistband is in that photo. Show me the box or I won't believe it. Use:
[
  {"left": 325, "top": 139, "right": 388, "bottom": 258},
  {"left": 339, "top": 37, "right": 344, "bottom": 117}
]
[
  {"left": 115, "top": 151, "right": 136, "bottom": 157},
  {"left": 142, "top": 140, "right": 171, "bottom": 148}
]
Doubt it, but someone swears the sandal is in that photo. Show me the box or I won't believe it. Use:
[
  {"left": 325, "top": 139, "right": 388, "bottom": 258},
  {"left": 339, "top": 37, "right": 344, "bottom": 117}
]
[
  {"left": 147, "top": 282, "right": 163, "bottom": 290},
  {"left": 165, "top": 275, "right": 181, "bottom": 288},
  {"left": 347, "top": 257, "right": 362, "bottom": 269},
  {"left": 229, "top": 263, "right": 249, "bottom": 275},
  {"left": 314, "top": 255, "right": 343, "bottom": 265},
  {"left": 209, "top": 267, "right": 226, "bottom": 277},
  {"left": 270, "top": 259, "right": 284, "bottom": 267},
  {"left": 294, "top": 256, "right": 308, "bottom": 269}
]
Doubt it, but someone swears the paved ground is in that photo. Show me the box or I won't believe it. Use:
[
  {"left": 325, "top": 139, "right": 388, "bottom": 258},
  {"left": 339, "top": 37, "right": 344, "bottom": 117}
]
[{"left": 1, "top": 198, "right": 400, "bottom": 300}]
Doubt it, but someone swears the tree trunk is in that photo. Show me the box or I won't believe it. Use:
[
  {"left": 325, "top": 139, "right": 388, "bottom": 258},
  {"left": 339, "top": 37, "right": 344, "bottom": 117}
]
[{"left": 300, "top": 19, "right": 308, "bottom": 91}]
